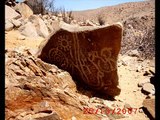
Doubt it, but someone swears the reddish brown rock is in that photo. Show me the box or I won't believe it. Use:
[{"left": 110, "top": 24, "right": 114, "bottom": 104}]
[
  {"left": 37, "top": 22, "right": 123, "bottom": 97},
  {"left": 5, "top": 49, "right": 102, "bottom": 120}
]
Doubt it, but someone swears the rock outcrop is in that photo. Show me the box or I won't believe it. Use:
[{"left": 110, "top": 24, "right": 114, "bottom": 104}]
[
  {"left": 5, "top": 49, "right": 105, "bottom": 120},
  {"left": 37, "top": 22, "right": 123, "bottom": 97}
]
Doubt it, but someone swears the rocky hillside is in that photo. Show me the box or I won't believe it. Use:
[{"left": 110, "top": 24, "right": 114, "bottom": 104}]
[
  {"left": 73, "top": 0, "right": 155, "bottom": 59},
  {"left": 5, "top": 0, "right": 155, "bottom": 120}
]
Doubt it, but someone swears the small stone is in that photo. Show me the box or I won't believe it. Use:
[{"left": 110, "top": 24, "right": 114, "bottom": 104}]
[
  {"left": 138, "top": 78, "right": 150, "bottom": 87},
  {"left": 143, "top": 71, "right": 151, "bottom": 76},
  {"left": 124, "top": 103, "right": 131, "bottom": 109},
  {"left": 11, "top": 19, "right": 22, "bottom": 28},
  {"left": 121, "top": 55, "right": 132, "bottom": 66},
  {"left": 122, "top": 61, "right": 128, "bottom": 66},
  {"left": 128, "top": 49, "right": 140, "bottom": 57},
  {"left": 86, "top": 19, "right": 97, "bottom": 26},
  {"left": 142, "top": 83, "right": 155, "bottom": 95},
  {"left": 133, "top": 90, "right": 137, "bottom": 92},
  {"left": 17, "top": 35, "right": 26, "bottom": 40},
  {"left": 31, "top": 101, "right": 53, "bottom": 113},
  {"left": 71, "top": 116, "right": 77, "bottom": 120},
  {"left": 136, "top": 65, "right": 142, "bottom": 72},
  {"left": 139, "top": 107, "right": 144, "bottom": 113}
]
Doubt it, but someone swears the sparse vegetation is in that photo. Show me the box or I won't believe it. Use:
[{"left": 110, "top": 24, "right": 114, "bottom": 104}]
[
  {"left": 24, "top": 0, "right": 55, "bottom": 15},
  {"left": 97, "top": 15, "right": 105, "bottom": 26},
  {"left": 25, "top": 0, "right": 73, "bottom": 24},
  {"left": 122, "top": 16, "right": 155, "bottom": 59}
]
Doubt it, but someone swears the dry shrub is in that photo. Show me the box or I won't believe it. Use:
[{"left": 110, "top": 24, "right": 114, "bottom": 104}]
[
  {"left": 121, "top": 16, "right": 155, "bottom": 59},
  {"left": 97, "top": 15, "right": 105, "bottom": 25},
  {"left": 24, "top": 0, "right": 55, "bottom": 15}
]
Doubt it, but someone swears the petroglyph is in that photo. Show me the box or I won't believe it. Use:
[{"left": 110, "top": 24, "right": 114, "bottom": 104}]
[{"left": 37, "top": 23, "right": 123, "bottom": 97}]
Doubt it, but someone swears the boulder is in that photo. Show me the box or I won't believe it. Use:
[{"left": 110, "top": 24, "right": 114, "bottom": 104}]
[
  {"left": 142, "top": 83, "right": 155, "bottom": 95},
  {"left": 138, "top": 78, "right": 150, "bottom": 87},
  {"left": 5, "top": 50, "right": 79, "bottom": 120},
  {"left": 37, "top": 22, "right": 123, "bottom": 97},
  {"left": 18, "top": 22, "right": 39, "bottom": 38},
  {"left": 13, "top": 2, "right": 33, "bottom": 18},
  {"left": 17, "top": 35, "right": 26, "bottom": 40},
  {"left": 48, "top": 21, "right": 60, "bottom": 33},
  {"left": 5, "top": 20, "right": 14, "bottom": 31},
  {"left": 28, "top": 15, "right": 49, "bottom": 38},
  {"left": 5, "top": 5, "right": 21, "bottom": 20},
  {"left": 143, "top": 98, "right": 155, "bottom": 119},
  {"left": 128, "top": 49, "right": 140, "bottom": 57}
]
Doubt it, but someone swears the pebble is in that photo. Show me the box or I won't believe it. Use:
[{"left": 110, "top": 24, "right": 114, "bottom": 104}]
[
  {"left": 139, "top": 107, "right": 144, "bottom": 113},
  {"left": 71, "top": 116, "right": 77, "bottom": 120},
  {"left": 17, "top": 35, "right": 26, "bottom": 40}
]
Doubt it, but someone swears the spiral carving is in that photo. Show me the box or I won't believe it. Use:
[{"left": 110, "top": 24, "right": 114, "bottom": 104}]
[{"left": 48, "top": 48, "right": 68, "bottom": 69}]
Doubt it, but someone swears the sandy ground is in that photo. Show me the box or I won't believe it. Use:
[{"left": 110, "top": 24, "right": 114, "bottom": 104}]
[
  {"left": 5, "top": 30, "right": 44, "bottom": 50},
  {"left": 5, "top": 30, "right": 154, "bottom": 120}
]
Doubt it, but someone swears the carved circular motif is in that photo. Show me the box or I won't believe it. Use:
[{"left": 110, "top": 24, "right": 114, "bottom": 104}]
[{"left": 48, "top": 48, "right": 68, "bottom": 69}]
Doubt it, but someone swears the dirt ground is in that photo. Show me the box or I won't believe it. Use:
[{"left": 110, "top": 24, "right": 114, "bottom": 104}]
[{"left": 5, "top": 30, "right": 154, "bottom": 120}]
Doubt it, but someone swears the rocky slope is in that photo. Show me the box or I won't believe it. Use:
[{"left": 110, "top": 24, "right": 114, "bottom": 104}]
[{"left": 73, "top": 0, "right": 155, "bottom": 59}]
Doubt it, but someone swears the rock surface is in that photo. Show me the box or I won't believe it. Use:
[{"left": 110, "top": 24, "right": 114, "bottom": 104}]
[
  {"left": 5, "top": 5, "right": 21, "bottom": 20},
  {"left": 11, "top": 19, "right": 22, "bottom": 27},
  {"left": 5, "top": 49, "right": 102, "bottom": 120},
  {"left": 5, "top": 20, "right": 14, "bottom": 31},
  {"left": 18, "top": 22, "right": 39, "bottom": 38},
  {"left": 28, "top": 15, "right": 49, "bottom": 38},
  {"left": 143, "top": 98, "right": 155, "bottom": 119},
  {"left": 14, "top": 2, "right": 33, "bottom": 18},
  {"left": 37, "top": 22, "right": 123, "bottom": 97}
]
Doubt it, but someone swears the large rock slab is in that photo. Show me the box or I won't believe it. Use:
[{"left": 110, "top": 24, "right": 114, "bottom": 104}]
[
  {"left": 14, "top": 2, "right": 33, "bottom": 18},
  {"left": 37, "top": 22, "right": 123, "bottom": 97},
  {"left": 5, "top": 5, "right": 21, "bottom": 20}
]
